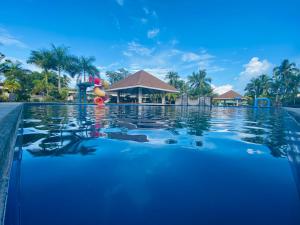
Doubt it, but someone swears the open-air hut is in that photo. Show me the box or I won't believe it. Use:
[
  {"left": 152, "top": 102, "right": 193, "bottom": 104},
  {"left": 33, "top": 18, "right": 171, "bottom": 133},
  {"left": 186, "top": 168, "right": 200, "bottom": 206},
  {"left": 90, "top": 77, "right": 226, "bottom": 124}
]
[{"left": 106, "top": 70, "right": 179, "bottom": 104}]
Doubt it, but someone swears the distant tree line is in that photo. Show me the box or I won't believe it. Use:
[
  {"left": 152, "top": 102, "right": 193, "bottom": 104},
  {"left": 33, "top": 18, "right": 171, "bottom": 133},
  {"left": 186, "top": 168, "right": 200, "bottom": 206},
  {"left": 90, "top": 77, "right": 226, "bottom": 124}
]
[
  {"left": 0, "top": 44, "right": 100, "bottom": 102},
  {"left": 244, "top": 59, "right": 300, "bottom": 106}
]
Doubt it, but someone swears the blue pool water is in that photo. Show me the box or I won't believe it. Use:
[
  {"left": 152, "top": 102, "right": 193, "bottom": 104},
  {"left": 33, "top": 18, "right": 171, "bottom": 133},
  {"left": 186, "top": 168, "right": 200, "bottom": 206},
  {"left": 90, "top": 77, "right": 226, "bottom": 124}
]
[{"left": 4, "top": 105, "right": 300, "bottom": 225}]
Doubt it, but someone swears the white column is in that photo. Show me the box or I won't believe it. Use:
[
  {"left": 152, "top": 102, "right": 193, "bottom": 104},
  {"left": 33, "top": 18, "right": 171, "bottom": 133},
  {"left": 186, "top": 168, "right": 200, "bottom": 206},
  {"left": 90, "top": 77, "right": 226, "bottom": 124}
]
[
  {"left": 138, "top": 88, "right": 142, "bottom": 104},
  {"left": 117, "top": 92, "right": 120, "bottom": 103},
  {"left": 161, "top": 92, "right": 166, "bottom": 105}
]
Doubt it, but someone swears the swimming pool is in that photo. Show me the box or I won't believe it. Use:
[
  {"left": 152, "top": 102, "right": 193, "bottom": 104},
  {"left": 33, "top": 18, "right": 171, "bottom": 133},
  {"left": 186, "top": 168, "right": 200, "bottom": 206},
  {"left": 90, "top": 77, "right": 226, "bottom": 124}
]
[{"left": 4, "top": 105, "right": 300, "bottom": 225}]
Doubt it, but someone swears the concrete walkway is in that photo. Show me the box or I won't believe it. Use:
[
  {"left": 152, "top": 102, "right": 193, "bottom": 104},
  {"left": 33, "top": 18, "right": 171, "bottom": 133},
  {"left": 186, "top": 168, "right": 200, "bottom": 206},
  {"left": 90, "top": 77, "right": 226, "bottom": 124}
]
[{"left": 0, "top": 103, "right": 23, "bottom": 225}]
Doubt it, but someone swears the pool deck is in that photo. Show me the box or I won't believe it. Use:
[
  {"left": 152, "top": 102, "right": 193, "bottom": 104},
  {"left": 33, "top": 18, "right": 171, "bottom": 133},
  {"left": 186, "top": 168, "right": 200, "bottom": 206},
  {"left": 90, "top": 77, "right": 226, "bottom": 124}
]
[
  {"left": 0, "top": 103, "right": 23, "bottom": 225},
  {"left": 284, "top": 107, "right": 300, "bottom": 124}
]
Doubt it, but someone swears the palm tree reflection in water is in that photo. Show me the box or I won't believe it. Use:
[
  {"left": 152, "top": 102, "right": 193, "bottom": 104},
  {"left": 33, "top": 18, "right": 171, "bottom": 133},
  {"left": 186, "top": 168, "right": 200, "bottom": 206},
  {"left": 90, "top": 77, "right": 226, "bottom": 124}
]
[{"left": 20, "top": 105, "right": 291, "bottom": 159}]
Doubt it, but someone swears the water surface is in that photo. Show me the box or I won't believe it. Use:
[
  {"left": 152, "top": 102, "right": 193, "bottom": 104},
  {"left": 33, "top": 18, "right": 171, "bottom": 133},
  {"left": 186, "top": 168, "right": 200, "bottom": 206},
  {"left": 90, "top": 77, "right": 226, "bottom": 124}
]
[{"left": 5, "top": 105, "right": 300, "bottom": 225}]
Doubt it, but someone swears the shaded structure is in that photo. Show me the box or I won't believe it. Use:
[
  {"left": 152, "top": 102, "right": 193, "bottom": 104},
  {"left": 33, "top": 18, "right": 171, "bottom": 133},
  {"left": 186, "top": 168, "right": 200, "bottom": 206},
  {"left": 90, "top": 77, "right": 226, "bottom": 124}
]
[
  {"left": 106, "top": 70, "right": 179, "bottom": 104},
  {"left": 213, "top": 90, "right": 246, "bottom": 106}
]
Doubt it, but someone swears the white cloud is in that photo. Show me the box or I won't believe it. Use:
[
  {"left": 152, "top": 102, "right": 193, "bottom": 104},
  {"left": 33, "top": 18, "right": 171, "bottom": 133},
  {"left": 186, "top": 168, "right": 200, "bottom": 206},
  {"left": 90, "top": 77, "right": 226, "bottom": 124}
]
[
  {"left": 116, "top": 0, "right": 124, "bottom": 6},
  {"left": 143, "top": 7, "right": 150, "bottom": 14},
  {"left": 129, "top": 65, "right": 169, "bottom": 80},
  {"left": 170, "top": 39, "right": 179, "bottom": 46},
  {"left": 0, "top": 27, "right": 27, "bottom": 48},
  {"left": 147, "top": 29, "right": 160, "bottom": 39},
  {"left": 212, "top": 84, "right": 233, "bottom": 95},
  {"left": 180, "top": 51, "right": 223, "bottom": 73},
  {"left": 239, "top": 57, "right": 271, "bottom": 81},
  {"left": 182, "top": 52, "right": 215, "bottom": 63},
  {"left": 143, "top": 7, "right": 158, "bottom": 18},
  {"left": 140, "top": 18, "right": 148, "bottom": 24},
  {"left": 123, "top": 41, "right": 153, "bottom": 56},
  {"left": 182, "top": 52, "right": 200, "bottom": 62},
  {"left": 119, "top": 41, "right": 224, "bottom": 83}
]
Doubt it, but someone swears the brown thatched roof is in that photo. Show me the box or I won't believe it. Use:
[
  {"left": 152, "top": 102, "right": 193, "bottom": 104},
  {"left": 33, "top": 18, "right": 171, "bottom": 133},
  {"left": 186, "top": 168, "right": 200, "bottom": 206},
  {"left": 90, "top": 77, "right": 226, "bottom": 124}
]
[
  {"left": 107, "top": 70, "right": 179, "bottom": 93},
  {"left": 214, "top": 90, "right": 244, "bottom": 99}
]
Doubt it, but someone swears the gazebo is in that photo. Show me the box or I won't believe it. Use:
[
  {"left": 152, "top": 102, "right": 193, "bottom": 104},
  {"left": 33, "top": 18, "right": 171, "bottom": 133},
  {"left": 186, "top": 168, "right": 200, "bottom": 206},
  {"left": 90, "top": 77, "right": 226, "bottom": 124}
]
[
  {"left": 213, "top": 90, "right": 246, "bottom": 106},
  {"left": 106, "top": 70, "right": 179, "bottom": 104}
]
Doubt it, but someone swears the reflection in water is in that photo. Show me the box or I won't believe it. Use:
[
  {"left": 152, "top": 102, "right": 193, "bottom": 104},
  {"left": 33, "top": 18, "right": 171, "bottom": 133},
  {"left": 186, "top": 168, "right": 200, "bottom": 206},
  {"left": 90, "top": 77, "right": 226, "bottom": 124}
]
[
  {"left": 22, "top": 105, "right": 290, "bottom": 158},
  {"left": 242, "top": 108, "right": 288, "bottom": 157},
  {"left": 5, "top": 105, "right": 300, "bottom": 225}
]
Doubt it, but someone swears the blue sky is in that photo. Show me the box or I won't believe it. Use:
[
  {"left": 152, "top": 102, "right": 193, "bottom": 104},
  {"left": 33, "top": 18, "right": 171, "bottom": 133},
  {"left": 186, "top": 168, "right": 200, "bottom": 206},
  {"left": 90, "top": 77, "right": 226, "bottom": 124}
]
[{"left": 1, "top": 0, "right": 300, "bottom": 93}]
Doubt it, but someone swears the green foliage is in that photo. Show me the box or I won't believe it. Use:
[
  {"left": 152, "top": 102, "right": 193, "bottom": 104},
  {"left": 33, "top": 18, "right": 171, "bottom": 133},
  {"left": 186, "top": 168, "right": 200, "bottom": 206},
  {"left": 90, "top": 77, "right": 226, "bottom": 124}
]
[
  {"left": 245, "top": 74, "right": 272, "bottom": 99},
  {"left": 4, "top": 79, "right": 21, "bottom": 93},
  {"left": 244, "top": 59, "right": 300, "bottom": 106},
  {"left": 2, "top": 46, "right": 80, "bottom": 102},
  {"left": 187, "top": 69, "right": 212, "bottom": 98},
  {"left": 106, "top": 68, "right": 129, "bottom": 84},
  {"left": 272, "top": 59, "right": 300, "bottom": 105},
  {"left": 165, "top": 71, "right": 180, "bottom": 87},
  {"left": 1, "top": 44, "right": 102, "bottom": 102}
]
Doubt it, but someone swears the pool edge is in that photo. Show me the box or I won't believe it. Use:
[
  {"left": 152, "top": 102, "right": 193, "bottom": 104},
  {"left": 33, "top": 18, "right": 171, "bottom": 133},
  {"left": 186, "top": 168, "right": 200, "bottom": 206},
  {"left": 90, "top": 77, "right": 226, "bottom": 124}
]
[{"left": 0, "top": 103, "right": 23, "bottom": 225}]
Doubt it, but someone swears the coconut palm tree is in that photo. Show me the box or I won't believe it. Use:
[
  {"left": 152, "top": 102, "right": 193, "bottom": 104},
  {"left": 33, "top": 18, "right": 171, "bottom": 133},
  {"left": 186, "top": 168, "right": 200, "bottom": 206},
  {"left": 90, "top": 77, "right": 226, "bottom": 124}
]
[
  {"left": 27, "top": 50, "right": 54, "bottom": 96},
  {"left": 273, "top": 59, "right": 300, "bottom": 104},
  {"left": 188, "top": 69, "right": 212, "bottom": 104},
  {"left": 4, "top": 79, "right": 21, "bottom": 94},
  {"left": 245, "top": 74, "right": 272, "bottom": 99},
  {"left": 0, "top": 53, "right": 11, "bottom": 74},
  {"left": 79, "top": 56, "right": 98, "bottom": 82},
  {"left": 165, "top": 71, "right": 180, "bottom": 88},
  {"left": 51, "top": 44, "right": 70, "bottom": 92},
  {"left": 258, "top": 74, "right": 272, "bottom": 96},
  {"left": 65, "top": 55, "right": 81, "bottom": 79},
  {"left": 176, "top": 79, "right": 188, "bottom": 94}
]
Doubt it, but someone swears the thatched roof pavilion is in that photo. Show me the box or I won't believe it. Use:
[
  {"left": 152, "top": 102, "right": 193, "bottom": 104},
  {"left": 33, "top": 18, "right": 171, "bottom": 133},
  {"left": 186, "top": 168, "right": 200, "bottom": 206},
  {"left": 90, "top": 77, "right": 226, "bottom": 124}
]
[
  {"left": 107, "top": 70, "right": 179, "bottom": 104},
  {"left": 213, "top": 90, "right": 246, "bottom": 106}
]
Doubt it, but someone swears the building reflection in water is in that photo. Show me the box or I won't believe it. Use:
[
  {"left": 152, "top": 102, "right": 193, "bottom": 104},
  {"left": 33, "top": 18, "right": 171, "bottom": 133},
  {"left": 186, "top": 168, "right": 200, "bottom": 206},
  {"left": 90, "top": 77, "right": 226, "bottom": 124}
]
[{"left": 19, "top": 105, "right": 296, "bottom": 161}]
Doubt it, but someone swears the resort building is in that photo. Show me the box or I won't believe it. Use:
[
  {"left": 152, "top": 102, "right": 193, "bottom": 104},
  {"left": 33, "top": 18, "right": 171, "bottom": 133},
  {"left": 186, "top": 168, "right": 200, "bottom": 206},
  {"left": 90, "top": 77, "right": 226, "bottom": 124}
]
[
  {"left": 213, "top": 90, "right": 247, "bottom": 106},
  {"left": 106, "top": 70, "right": 179, "bottom": 104}
]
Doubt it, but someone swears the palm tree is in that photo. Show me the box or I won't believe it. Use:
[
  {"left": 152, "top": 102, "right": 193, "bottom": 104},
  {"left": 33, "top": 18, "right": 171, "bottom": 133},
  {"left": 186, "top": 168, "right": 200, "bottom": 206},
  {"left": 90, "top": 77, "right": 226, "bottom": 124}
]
[
  {"left": 51, "top": 44, "right": 70, "bottom": 92},
  {"left": 0, "top": 53, "right": 11, "bottom": 74},
  {"left": 165, "top": 71, "right": 180, "bottom": 88},
  {"left": 4, "top": 79, "right": 21, "bottom": 93},
  {"left": 79, "top": 56, "right": 98, "bottom": 82},
  {"left": 245, "top": 74, "right": 272, "bottom": 99},
  {"left": 188, "top": 69, "right": 212, "bottom": 104},
  {"left": 177, "top": 79, "right": 188, "bottom": 95},
  {"left": 258, "top": 74, "right": 272, "bottom": 96},
  {"left": 245, "top": 78, "right": 261, "bottom": 99},
  {"left": 65, "top": 55, "right": 81, "bottom": 79},
  {"left": 273, "top": 59, "right": 300, "bottom": 105},
  {"left": 27, "top": 50, "right": 54, "bottom": 96}
]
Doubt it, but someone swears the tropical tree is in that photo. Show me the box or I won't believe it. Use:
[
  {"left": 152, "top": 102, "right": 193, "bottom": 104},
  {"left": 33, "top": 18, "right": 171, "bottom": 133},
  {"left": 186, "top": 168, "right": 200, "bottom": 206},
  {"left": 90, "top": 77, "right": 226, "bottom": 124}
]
[
  {"left": 106, "top": 68, "right": 129, "bottom": 84},
  {"left": 2, "top": 60, "right": 33, "bottom": 101},
  {"left": 51, "top": 44, "right": 70, "bottom": 92},
  {"left": 176, "top": 79, "right": 188, "bottom": 94},
  {"left": 188, "top": 69, "right": 212, "bottom": 103},
  {"left": 65, "top": 55, "right": 81, "bottom": 79},
  {"left": 118, "top": 68, "right": 130, "bottom": 79},
  {"left": 272, "top": 59, "right": 300, "bottom": 105},
  {"left": 79, "top": 56, "right": 98, "bottom": 82},
  {"left": 4, "top": 79, "right": 21, "bottom": 93},
  {"left": 165, "top": 71, "right": 180, "bottom": 88},
  {"left": 0, "top": 53, "right": 11, "bottom": 75},
  {"left": 27, "top": 49, "right": 54, "bottom": 96},
  {"left": 244, "top": 74, "right": 272, "bottom": 99}
]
